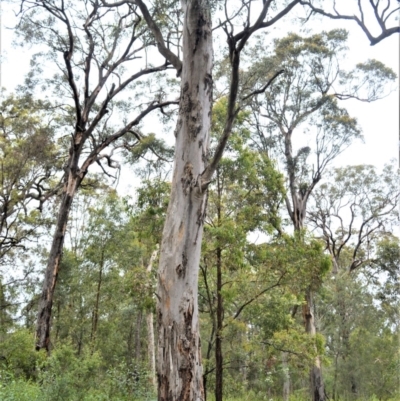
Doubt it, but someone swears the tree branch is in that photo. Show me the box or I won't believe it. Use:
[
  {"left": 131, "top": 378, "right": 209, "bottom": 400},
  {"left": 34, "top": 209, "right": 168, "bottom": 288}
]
[{"left": 101, "top": 0, "right": 183, "bottom": 75}]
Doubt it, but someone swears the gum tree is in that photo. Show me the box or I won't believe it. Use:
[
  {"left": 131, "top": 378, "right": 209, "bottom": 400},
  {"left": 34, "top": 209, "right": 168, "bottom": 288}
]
[
  {"left": 0, "top": 94, "right": 60, "bottom": 262},
  {"left": 307, "top": 164, "right": 399, "bottom": 396},
  {"left": 52, "top": 0, "right": 398, "bottom": 399},
  {"left": 105, "top": 1, "right": 399, "bottom": 399},
  {"left": 308, "top": 164, "right": 399, "bottom": 274},
  {"left": 105, "top": 1, "right": 305, "bottom": 399},
  {"left": 245, "top": 30, "right": 395, "bottom": 400},
  {"left": 18, "top": 0, "right": 178, "bottom": 351}
]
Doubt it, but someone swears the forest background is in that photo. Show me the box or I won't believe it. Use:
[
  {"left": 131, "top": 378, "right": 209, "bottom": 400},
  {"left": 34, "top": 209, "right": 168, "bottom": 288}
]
[{"left": 0, "top": 1, "right": 399, "bottom": 401}]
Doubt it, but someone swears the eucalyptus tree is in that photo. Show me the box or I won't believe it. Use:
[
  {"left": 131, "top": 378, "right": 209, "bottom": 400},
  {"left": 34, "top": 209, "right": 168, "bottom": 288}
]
[
  {"left": 17, "top": 0, "right": 178, "bottom": 351},
  {"left": 308, "top": 164, "right": 399, "bottom": 274},
  {"left": 98, "top": 0, "right": 398, "bottom": 398},
  {"left": 248, "top": 30, "right": 395, "bottom": 232},
  {"left": 98, "top": 1, "right": 308, "bottom": 399},
  {"left": 317, "top": 266, "right": 400, "bottom": 400},
  {"left": 0, "top": 94, "right": 60, "bottom": 263},
  {"left": 306, "top": 164, "right": 399, "bottom": 397},
  {"left": 245, "top": 29, "right": 396, "bottom": 400},
  {"left": 0, "top": 94, "right": 60, "bottom": 333},
  {"left": 198, "top": 100, "right": 285, "bottom": 400}
]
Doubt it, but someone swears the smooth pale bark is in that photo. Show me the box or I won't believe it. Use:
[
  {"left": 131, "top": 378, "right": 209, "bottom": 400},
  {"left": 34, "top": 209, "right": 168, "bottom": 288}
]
[
  {"left": 147, "top": 313, "right": 156, "bottom": 391},
  {"left": 36, "top": 171, "right": 82, "bottom": 351},
  {"left": 303, "top": 290, "right": 325, "bottom": 401},
  {"left": 146, "top": 249, "right": 158, "bottom": 393},
  {"left": 156, "top": 0, "right": 212, "bottom": 400},
  {"left": 282, "top": 352, "right": 290, "bottom": 401}
]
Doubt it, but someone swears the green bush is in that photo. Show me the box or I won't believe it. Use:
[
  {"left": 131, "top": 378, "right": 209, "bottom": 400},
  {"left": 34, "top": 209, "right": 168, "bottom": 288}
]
[
  {"left": 0, "top": 329, "right": 45, "bottom": 380},
  {"left": 0, "top": 372, "right": 40, "bottom": 401},
  {"left": 38, "top": 343, "right": 103, "bottom": 401}
]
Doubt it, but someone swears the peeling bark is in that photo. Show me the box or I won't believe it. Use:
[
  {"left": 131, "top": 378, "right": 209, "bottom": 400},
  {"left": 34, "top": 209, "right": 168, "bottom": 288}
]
[{"left": 156, "top": 1, "right": 212, "bottom": 399}]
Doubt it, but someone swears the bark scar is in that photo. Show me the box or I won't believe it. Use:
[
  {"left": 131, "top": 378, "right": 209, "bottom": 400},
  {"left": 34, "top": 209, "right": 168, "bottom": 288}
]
[
  {"left": 181, "top": 162, "right": 194, "bottom": 195},
  {"left": 176, "top": 253, "right": 188, "bottom": 278}
]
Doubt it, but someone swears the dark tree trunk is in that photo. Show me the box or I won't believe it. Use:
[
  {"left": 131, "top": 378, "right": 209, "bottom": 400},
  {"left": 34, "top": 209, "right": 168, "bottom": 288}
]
[
  {"left": 36, "top": 172, "right": 81, "bottom": 352},
  {"left": 215, "top": 247, "right": 223, "bottom": 401},
  {"left": 203, "top": 303, "right": 216, "bottom": 401},
  {"left": 91, "top": 249, "right": 104, "bottom": 346}
]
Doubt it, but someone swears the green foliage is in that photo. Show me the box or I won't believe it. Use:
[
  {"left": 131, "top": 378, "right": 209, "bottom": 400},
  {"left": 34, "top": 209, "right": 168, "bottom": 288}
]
[
  {"left": 0, "top": 329, "right": 45, "bottom": 380},
  {"left": 39, "top": 344, "right": 103, "bottom": 401},
  {"left": 0, "top": 374, "right": 41, "bottom": 401},
  {"left": 0, "top": 93, "right": 59, "bottom": 261},
  {"left": 2, "top": 1, "right": 397, "bottom": 400}
]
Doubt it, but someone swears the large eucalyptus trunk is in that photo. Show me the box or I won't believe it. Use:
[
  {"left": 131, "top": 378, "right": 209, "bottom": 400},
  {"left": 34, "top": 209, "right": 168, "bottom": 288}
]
[
  {"left": 36, "top": 171, "right": 82, "bottom": 351},
  {"left": 156, "top": 1, "right": 212, "bottom": 399}
]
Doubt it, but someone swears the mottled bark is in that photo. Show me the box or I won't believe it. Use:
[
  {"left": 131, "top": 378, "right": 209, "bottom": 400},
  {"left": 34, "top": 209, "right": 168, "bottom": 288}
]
[{"left": 156, "top": 0, "right": 212, "bottom": 399}]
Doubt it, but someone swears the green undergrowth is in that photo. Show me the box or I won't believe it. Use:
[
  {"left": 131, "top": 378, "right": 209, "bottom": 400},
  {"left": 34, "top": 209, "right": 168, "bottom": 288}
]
[{"left": 206, "top": 395, "right": 400, "bottom": 401}]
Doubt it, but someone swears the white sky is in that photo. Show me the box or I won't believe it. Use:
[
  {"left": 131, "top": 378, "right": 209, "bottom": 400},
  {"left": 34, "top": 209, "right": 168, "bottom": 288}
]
[{"left": 0, "top": 1, "right": 398, "bottom": 173}]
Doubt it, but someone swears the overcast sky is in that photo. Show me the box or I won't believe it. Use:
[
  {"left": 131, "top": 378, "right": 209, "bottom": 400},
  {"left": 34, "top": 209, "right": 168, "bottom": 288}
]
[{"left": 1, "top": 1, "right": 398, "bottom": 173}]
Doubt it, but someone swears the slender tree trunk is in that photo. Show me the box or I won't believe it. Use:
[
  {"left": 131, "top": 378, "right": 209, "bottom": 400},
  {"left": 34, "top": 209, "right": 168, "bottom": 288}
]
[
  {"left": 146, "top": 248, "right": 158, "bottom": 393},
  {"left": 156, "top": 0, "right": 212, "bottom": 399},
  {"left": 135, "top": 310, "right": 143, "bottom": 362},
  {"left": 127, "top": 320, "right": 135, "bottom": 366},
  {"left": 147, "top": 312, "right": 156, "bottom": 391},
  {"left": 215, "top": 247, "right": 223, "bottom": 401},
  {"left": 36, "top": 172, "right": 81, "bottom": 352},
  {"left": 282, "top": 352, "right": 290, "bottom": 401},
  {"left": 303, "top": 290, "right": 325, "bottom": 401},
  {"left": 215, "top": 167, "right": 223, "bottom": 401},
  {"left": 287, "top": 163, "right": 325, "bottom": 401},
  {"left": 55, "top": 301, "right": 61, "bottom": 342},
  {"left": 91, "top": 249, "right": 104, "bottom": 347},
  {"left": 333, "top": 352, "right": 338, "bottom": 400},
  {"left": 200, "top": 257, "right": 216, "bottom": 400},
  {"left": 203, "top": 312, "right": 216, "bottom": 401}
]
